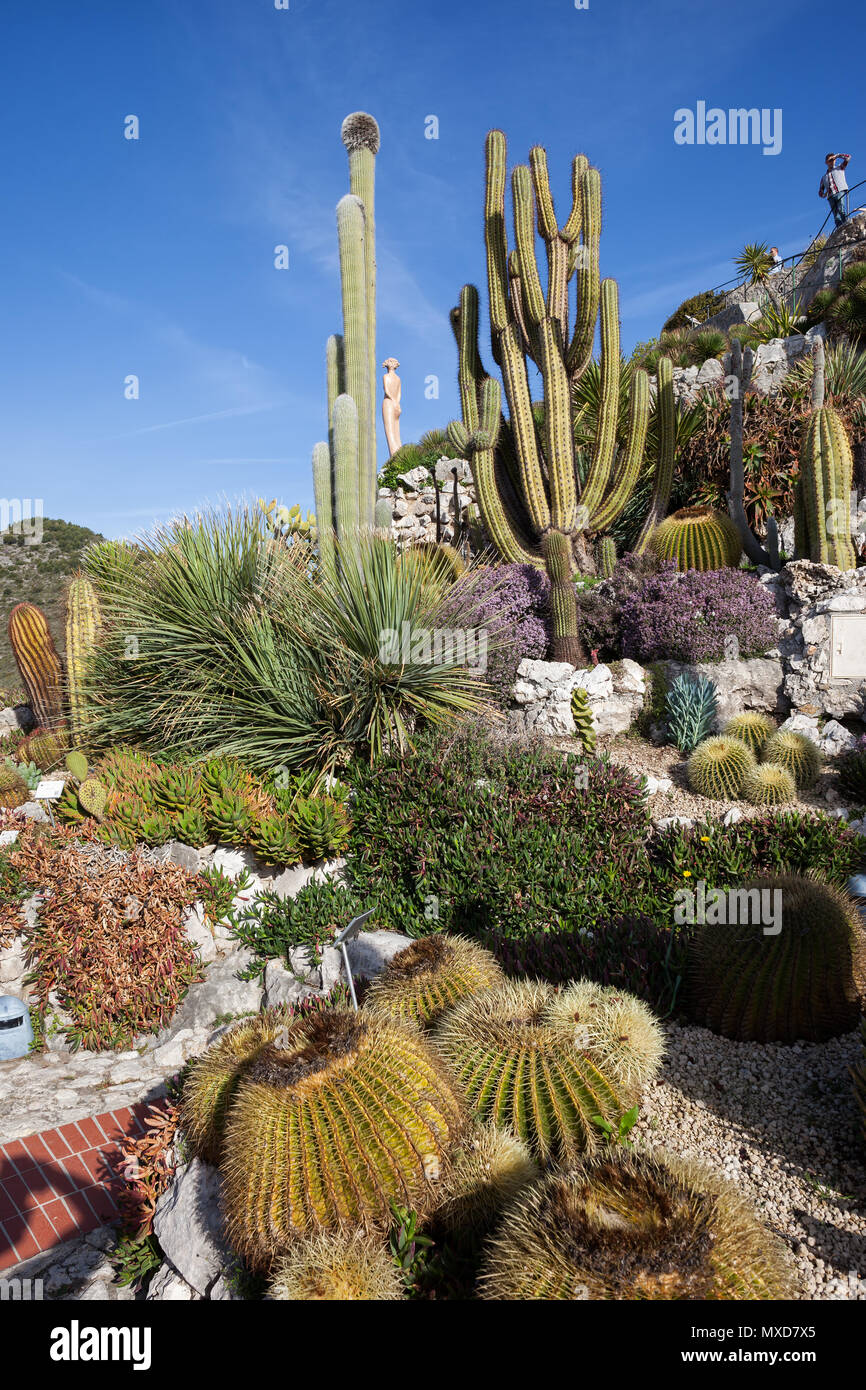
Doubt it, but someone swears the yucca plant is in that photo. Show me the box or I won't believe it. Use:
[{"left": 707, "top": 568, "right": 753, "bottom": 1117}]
[
  {"left": 219, "top": 1010, "right": 466, "bottom": 1266},
  {"left": 734, "top": 242, "right": 775, "bottom": 286},
  {"left": 686, "top": 874, "right": 866, "bottom": 1042},
  {"left": 268, "top": 1231, "right": 404, "bottom": 1301},
  {"left": 478, "top": 1152, "right": 794, "bottom": 1300},
  {"left": 363, "top": 934, "right": 504, "bottom": 1028},
  {"left": 433, "top": 979, "right": 663, "bottom": 1163}
]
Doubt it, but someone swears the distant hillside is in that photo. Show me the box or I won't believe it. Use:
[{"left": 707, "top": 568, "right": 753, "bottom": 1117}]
[{"left": 0, "top": 518, "right": 105, "bottom": 698}]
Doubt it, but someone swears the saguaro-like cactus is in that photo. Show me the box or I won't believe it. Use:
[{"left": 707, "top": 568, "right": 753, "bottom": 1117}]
[
  {"left": 65, "top": 573, "right": 102, "bottom": 741},
  {"left": 312, "top": 115, "right": 381, "bottom": 579},
  {"left": 797, "top": 338, "right": 857, "bottom": 570},
  {"left": 8, "top": 602, "right": 65, "bottom": 729},
  {"left": 447, "top": 132, "right": 669, "bottom": 664}
]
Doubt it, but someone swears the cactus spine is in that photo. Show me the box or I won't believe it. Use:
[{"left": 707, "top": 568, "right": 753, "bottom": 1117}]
[
  {"left": 798, "top": 339, "right": 857, "bottom": 569},
  {"left": 762, "top": 729, "right": 822, "bottom": 789},
  {"left": 449, "top": 131, "right": 665, "bottom": 663},
  {"left": 65, "top": 573, "right": 102, "bottom": 741},
  {"left": 570, "top": 685, "right": 597, "bottom": 752},
  {"left": 722, "top": 713, "right": 775, "bottom": 756},
  {"left": 312, "top": 116, "right": 380, "bottom": 574},
  {"left": 741, "top": 763, "right": 796, "bottom": 807},
  {"left": 7, "top": 602, "right": 65, "bottom": 730}
]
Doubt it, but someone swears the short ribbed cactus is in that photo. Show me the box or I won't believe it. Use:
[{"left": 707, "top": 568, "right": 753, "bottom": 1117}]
[
  {"left": 723, "top": 712, "right": 775, "bottom": 756},
  {"left": 686, "top": 875, "right": 866, "bottom": 1042},
  {"left": 20, "top": 727, "right": 69, "bottom": 770},
  {"left": 433, "top": 979, "right": 663, "bottom": 1163},
  {"left": 762, "top": 729, "right": 821, "bottom": 789},
  {"left": 478, "top": 1152, "right": 794, "bottom": 1300},
  {"left": 433, "top": 1125, "right": 540, "bottom": 1240},
  {"left": 0, "top": 765, "right": 29, "bottom": 809},
  {"left": 798, "top": 339, "right": 857, "bottom": 569},
  {"left": 363, "top": 934, "right": 503, "bottom": 1028},
  {"left": 648, "top": 505, "right": 743, "bottom": 571},
  {"left": 596, "top": 535, "right": 617, "bottom": 579},
  {"left": 220, "top": 1010, "right": 465, "bottom": 1266},
  {"left": 182, "top": 1009, "right": 295, "bottom": 1164},
  {"left": 7, "top": 602, "right": 65, "bottom": 730},
  {"left": 445, "top": 131, "right": 668, "bottom": 663},
  {"left": 570, "top": 685, "right": 597, "bottom": 753},
  {"left": 65, "top": 573, "right": 102, "bottom": 742},
  {"left": 268, "top": 1231, "right": 404, "bottom": 1302},
  {"left": 687, "top": 735, "right": 756, "bottom": 800},
  {"left": 741, "top": 763, "right": 796, "bottom": 806}
]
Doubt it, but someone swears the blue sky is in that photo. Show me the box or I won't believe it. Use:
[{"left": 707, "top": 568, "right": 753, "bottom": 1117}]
[{"left": 3, "top": 0, "right": 863, "bottom": 539}]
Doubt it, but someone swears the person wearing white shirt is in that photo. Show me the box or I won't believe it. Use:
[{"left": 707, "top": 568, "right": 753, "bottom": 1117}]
[{"left": 819, "top": 152, "right": 851, "bottom": 227}]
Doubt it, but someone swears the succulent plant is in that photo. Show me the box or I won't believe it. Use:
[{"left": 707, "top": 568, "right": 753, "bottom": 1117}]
[
  {"left": 741, "top": 762, "right": 796, "bottom": 806},
  {"left": 153, "top": 765, "right": 203, "bottom": 815},
  {"left": 0, "top": 765, "right": 30, "bottom": 810},
  {"left": 171, "top": 806, "right": 209, "bottom": 849},
  {"left": 7, "top": 602, "right": 65, "bottom": 730},
  {"left": 139, "top": 812, "right": 175, "bottom": 846},
  {"left": 65, "top": 573, "right": 102, "bottom": 741},
  {"left": 205, "top": 791, "right": 254, "bottom": 847},
  {"left": 478, "top": 1151, "right": 794, "bottom": 1299},
  {"left": 596, "top": 535, "right": 617, "bottom": 579},
  {"left": 687, "top": 735, "right": 756, "bottom": 800},
  {"left": 570, "top": 686, "right": 597, "bottom": 754},
  {"left": 182, "top": 1008, "right": 296, "bottom": 1164},
  {"left": 247, "top": 814, "right": 300, "bottom": 867},
  {"left": 433, "top": 979, "right": 663, "bottom": 1164},
  {"left": 648, "top": 505, "right": 743, "bottom": 571},
  {"left": 19, "top": 727, "right": 69, "bottom": 771},
  {"left": 290, "top": 795, "right": 351, "bottom": 860},
  {"left": 219, "top": 1009, "right": 466, "bottom": 1266},
  {"left": 798, "top": 340, "right": 857, "bottom": 569},
  {"left": 761, "top": 730, "right": 821, "bottom": 789},
  {"left": 78, "top": 778, "right": 107, "bottom": 820},
  {"left": 722, "top": 712, "right": 775, "bottom": 756},
  {"left": 363, "top": 935, "right": 504, "bottom": 1028},
  {"left": 268, "top": 1230, "right": 404, "bottom": 1302},
  {"left": 665, "top": 673, "right": 718, "bottom": 754},
  {"left": 432, "top": 1125, "right": 540, "bottom": 1241},
  {"left": 686, "top": 874, "right": 866, "bottom": 1042}
]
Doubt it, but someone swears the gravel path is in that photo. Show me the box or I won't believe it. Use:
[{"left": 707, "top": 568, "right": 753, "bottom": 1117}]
[{"left": 639, "top": 1021, "right": 866, "bottom": 1300}]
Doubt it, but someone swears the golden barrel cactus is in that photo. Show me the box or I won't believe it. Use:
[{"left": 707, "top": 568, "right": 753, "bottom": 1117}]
[
  {"left": 268, "top": 1231, "right": 404, "bottom": 1301},
  {"left": 363, "top": 934, "right": 503, "bottom": 1028}
]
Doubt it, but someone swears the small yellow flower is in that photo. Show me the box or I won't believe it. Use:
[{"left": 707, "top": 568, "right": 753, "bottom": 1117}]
[
  {"left": 700, "top": 836, "right": 710, "bottom": 842},
  {"left": 683, "top": 870, "right": 692, "bottom": 878}
]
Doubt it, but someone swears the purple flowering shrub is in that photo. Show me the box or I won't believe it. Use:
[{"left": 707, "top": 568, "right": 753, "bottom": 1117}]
[
  {"left": 576, "top": 551, "right": 667, "bottom": 660},
  {"left": 620, "top": 566, "right": 778, "bottom": 663},
  {"left": 443, "top": 563, "right": 550, "bottom": 706}
]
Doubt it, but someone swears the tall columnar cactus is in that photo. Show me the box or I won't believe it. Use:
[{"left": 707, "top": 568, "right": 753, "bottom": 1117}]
[
  {"left": 220, "top": 1010, "right": 465, "bottom": 1267},
  {"left": 312, "top": 115, "right": 380, "bottom": 577},
  {"left": 433, "top": 979, "right": 663, "bottom": 1163},
  {"left": 798, "top": 338, "right": 857, "bottom": 570},
  {"left": 726, "top": 339, "right": 781, "bottom": 570},
  {"left": 7, "top": 602, "right": 65, "bottom": 729},
  {"left": 65, "top": 573, "right": 102, "bottom": 741},
  {"left": 686, "top": 875, "right": 866, "bottom": 1043},
  {"left": 478, "top": 1153, "right": 794, "bottom": 1300},
  {"left": 447, "top": 132, "right": 670, "bottom": 663}
]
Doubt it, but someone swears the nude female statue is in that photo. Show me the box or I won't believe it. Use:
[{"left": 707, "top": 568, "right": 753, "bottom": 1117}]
[{"left": 382, "top": 357, "right": 402, "bottom": 457}]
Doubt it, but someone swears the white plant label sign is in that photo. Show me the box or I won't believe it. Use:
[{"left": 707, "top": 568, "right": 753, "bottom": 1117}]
[
  {"left": 830, "top": 614, "right": 866, "bottom": 680},
  {"left": 34, "top": 779, "right": 64, "bottom": 800}
]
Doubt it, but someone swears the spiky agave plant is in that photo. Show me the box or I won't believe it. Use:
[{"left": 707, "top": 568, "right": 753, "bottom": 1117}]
[
  {"left": 722, "top": 712, "right": 775, "bottom": 756},
  {"left": 686, "top": 875, "right": 866, "bottom": 1043},
  {"left": 687, "top": 735, "right": 756, "bottom": 800},
  {"left": 433, "top": 979, "right": 663, "bottom": 1163},
  {"left": 478, "top": 1151, "right": 795, "bottom": 1300},
  {"left": 220, "top": 1009, "right": 466, "bottom": 1267},
  {"left": 761, "top": 730, "right": 822, "bottom": 789},
  {"left": 268, "top": 1230, "right": 404, "bottom": 1302},
  {"left": 432, "top": 1125, "right": 540, "bottom": 1241},
  {"left": 741, "top": 762, "right": 796, "bottom": 807},
  {"left": 363, "top": 934, "right": 504, "bottom": 1028},
  {"left": 665, "top": 673, "right": 718, "bottom": 755}
]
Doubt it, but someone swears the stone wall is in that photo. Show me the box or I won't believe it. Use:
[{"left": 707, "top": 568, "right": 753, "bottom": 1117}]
[{"left": 378, "top": 457, "right": 485, "bottom": 551}]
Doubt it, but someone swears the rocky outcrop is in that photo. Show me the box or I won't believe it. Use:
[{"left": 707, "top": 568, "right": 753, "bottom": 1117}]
[
  {"left": 510, "top": 658, "right": 646, "bottom": 738},
  {"left": 658, "top": 657, "right": 788, "bottom": 725},
  {"left": 778, "top": 561, "right": 866, "bottom": 717}
]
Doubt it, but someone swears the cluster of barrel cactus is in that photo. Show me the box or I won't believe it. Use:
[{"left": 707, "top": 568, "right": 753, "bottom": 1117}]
[
  {"left": 311, "top": 114, "right": 381, "bottom": 581},
  {"left": 686, "top": 721, "right": 820, "bottom": 807}
]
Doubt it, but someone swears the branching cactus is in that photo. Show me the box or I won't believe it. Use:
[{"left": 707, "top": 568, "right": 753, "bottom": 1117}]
[
  {"left": 7, "top": 602, "right": 65, "bottom": 729},
  {"left": 447, "top": 132, "right": 672, "bottom": 663},
  {"left": 798, "top": 338, "right": 857, "bottom": 570}
]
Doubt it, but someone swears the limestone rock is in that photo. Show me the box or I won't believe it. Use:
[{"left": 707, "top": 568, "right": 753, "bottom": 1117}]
[
  {"left": 345, "top": 930, "right": 414, "bottom": 980},
  {"left": 183, "top": 902, "right": 216, "bottom": 964},
  {"left": 153, "top": 1158, "right": 232, "bottom": 1298}
]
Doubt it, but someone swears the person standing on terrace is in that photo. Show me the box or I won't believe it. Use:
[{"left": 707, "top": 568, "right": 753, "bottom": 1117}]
[{"left": 819, "top": 152, "right": 851, "bottom": 227}]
